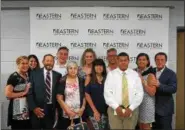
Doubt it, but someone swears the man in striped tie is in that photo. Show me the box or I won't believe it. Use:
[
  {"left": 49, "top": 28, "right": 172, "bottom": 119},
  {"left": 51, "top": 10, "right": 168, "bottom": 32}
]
[{"left": 28, "top": 54, "right": 62, "bottom": 129}]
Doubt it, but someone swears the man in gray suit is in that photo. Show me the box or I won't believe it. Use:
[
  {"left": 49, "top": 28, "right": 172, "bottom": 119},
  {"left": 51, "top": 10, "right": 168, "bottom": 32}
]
[{"left": 27, "top": 54, "right": 62, "bottom": 129}]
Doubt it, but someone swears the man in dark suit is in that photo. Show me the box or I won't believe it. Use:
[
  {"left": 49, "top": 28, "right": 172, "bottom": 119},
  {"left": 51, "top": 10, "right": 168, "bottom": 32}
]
[
  {"left": 27, "top": 54, "right": 62, "bottom": 129},
  {"left": 152, "top": 52, "right": 177, "bottom": 130}
]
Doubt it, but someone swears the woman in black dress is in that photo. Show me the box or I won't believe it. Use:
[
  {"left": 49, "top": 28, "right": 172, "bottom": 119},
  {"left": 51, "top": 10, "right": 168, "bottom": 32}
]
[
  {"left": 85, "top": 59, "right": 109, "bottom": 130},
  {"left": 5, "top": 56, "right": 31, "bottom": 130}
]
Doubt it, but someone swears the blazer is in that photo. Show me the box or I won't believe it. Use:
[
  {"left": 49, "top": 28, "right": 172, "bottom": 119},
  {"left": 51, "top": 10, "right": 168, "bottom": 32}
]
[
  {"left": 57, "top": 75, "right": 85, "bottom": 116},
  {"left": 27, "top": 68, "right": 62, "bottom": 114},
  {"left": 154, "top": 67, "right": 177, "bottom": 116}
]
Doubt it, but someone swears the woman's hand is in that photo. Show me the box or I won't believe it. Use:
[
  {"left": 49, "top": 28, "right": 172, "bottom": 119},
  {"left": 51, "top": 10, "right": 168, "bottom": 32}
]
[
  {"left": 76, "top": 107, "right": 85, "bottom": 117},
  {"left": 66, "top": 109, "right": 77, "bottom": 118},
  {"left": 94, "top": 111, "right": 101, "bottom": 121}
]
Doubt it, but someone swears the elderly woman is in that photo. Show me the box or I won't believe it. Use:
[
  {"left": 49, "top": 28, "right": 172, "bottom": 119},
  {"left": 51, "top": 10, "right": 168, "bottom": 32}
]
[
  {"left": 5, "top": 56, "right": 31, "bottom": 130},
  {"left": 56, "top": 61, "right": 86, "bottom": 129}
]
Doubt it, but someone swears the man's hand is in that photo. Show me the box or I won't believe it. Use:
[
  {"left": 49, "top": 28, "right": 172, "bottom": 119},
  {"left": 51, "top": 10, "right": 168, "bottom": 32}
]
[
  {"left": 23, "top": 83, "right": 31, "bottom": 95},
  {"left": 33, "top": 107, "right": 45, "bottom": 118},
  {"left": 123, "top": 108, "right": 132, "bottom": 118},
  {"left": 115, "top": 107, "right": 124, "bottom": 117},
  {"left": 149, "top": 79, "right": 160, "bottom": 87}
]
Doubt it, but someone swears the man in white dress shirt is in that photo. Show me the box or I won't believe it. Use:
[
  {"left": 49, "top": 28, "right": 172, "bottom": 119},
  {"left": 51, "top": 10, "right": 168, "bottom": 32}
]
[
  {"left": 53, "top": 46, "right": 69, "bottom": 76},
  {"left": 104, "top": 52, "right": 144, "bottom": 129}
]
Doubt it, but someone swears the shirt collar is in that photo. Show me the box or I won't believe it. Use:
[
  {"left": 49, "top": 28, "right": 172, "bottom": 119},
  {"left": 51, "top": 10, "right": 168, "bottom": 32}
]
[
  {"left": 55, "top": 61, "right": 67, "bottom": 68},
  {"left": 117, "top": 68, "right": 129, "bottom": 75},
  {"left": 156, "top": 66, "right": 166, "bottom": 73},
  {"left": 44, "top": 68, "right": 52, "bottom": 75}
]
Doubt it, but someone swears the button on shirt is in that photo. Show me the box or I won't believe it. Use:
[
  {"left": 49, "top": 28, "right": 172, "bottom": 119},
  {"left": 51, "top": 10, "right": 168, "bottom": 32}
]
[
  {"left": 44, "top": 68, "right": 53, "bottom": 104},
  {"left": 104, "top": 68, "right": 144, "bottom": 111},
  {"left": 53, "top": 62, "right": 67, "bottom": 76}
]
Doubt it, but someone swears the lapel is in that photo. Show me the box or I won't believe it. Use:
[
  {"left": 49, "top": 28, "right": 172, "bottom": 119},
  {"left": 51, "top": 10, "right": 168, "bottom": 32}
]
[
  {"left": 52, "top": 71, "right": 57, "bottom": 93},
  {"left": 78, "top": 77, "right": 82, "bottom": 95},
  {"left": 158, "top": 67, "right": 168, "bottom": 82},
  {"left": 40, "top": 68, "right": 45, "bottom": 89}
]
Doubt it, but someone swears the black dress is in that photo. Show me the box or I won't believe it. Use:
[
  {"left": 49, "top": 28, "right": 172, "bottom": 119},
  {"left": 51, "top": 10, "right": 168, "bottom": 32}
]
[{"left": 7, "top": 72, "right": 31, "bottom": 130}]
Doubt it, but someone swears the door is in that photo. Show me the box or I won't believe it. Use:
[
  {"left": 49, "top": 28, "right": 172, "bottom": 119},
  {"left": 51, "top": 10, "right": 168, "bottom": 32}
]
[{"left": 176, "top": 30, "right": 184, "bottom": 129}]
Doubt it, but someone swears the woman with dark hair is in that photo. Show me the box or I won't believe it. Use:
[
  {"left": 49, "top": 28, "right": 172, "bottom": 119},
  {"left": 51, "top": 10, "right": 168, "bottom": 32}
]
[
  {"left": 85, "top": 59, "right": 109, "bottom": 130},
  {"left": 28, "top": 54, "right": 40, "bottom": 76},
  {"left": 135, "top": 53, "right": 156, "bottom": 130}
]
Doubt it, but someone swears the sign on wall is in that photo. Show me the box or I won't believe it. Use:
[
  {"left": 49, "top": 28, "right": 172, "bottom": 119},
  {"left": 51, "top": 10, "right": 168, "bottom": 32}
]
[{"left": 30, "top": 7, "right": 169, "bottom": 68}]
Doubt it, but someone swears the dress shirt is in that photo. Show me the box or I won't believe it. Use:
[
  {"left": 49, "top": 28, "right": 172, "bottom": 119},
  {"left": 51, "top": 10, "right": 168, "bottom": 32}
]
[
  {"left": 44, "top": 68, "right": 53, "bottom": 104},
  {"left": 156, "top": 66, "right": 165, "bottom": 79},
  {"left": 53, "top": 62, "right": 67, "bottom": 76},
  {"left": 104, "top": 68, "right": 144, "bottom": 111}
]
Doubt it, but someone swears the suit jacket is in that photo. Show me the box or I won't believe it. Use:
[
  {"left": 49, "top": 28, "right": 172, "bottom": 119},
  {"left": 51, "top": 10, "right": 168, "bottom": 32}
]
[
  {"left": 27, "top": 68, "right": 62, "bottom": 115},
  {"left": 154, "top": 67, "right": 177, "bottom": 116}
]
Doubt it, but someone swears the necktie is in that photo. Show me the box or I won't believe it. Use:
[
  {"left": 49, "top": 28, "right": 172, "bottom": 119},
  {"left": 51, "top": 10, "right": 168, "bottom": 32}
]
[
  {"left": 46, "top": 71, "right": 51, "bottom": 103},
  {"left": 122, "top": 72, "right": 129, "bottom": 108}
]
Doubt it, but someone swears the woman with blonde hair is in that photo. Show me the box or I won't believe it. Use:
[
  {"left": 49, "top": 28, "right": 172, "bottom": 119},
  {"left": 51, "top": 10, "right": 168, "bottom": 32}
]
[
  {"left": 78, "top": 48, "right": 97, "bottom": 82},
  {"left": 5, "top": 56, "right": 31, "bottom": 130}
]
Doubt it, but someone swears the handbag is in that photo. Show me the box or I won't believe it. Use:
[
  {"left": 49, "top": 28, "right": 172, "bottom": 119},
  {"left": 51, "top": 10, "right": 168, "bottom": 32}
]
[{"left": 67, "top": 117, "right": 89, "bottom": 130}]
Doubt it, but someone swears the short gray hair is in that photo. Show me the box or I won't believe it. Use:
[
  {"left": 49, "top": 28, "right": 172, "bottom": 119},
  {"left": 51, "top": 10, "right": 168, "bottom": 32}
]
[{"left": 66, "top": 61, "right": 78, "bottom": 70}]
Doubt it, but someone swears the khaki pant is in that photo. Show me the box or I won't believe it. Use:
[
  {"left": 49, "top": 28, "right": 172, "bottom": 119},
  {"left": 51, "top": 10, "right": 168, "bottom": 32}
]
[{"left": 108, "top": 107, "right": 139, "bottom": 129}]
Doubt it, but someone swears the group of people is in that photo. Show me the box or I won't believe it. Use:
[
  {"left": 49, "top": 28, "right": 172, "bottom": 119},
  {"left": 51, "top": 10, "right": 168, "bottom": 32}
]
[{"left": 5, "top": 47, "right": 177, "bottom": 130}]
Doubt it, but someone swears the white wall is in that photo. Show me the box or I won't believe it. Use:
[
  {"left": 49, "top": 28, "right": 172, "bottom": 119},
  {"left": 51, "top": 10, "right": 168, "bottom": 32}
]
[{"left": 1, "top": 1, "right": 184, "bottom": 129}]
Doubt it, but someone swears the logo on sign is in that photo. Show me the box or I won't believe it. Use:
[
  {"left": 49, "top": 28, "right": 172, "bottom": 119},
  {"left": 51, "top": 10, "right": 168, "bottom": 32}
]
[
  {"left": 103, "top": 13, "right": 129, "bottom": 20},
  {"left": 88, "top": 29, "right": 114, "bottom": 36},
  {"left": 130, "top": 57, "right": 137, "bottom": 63},
  {"left": 70, "top": 42, "right": 96, "bottom": 49},
  {"left": 70, "top": 13, "right": 97, "bottom": 20},
  {"left": 36, "top": 42, "right": 63, "bottom": 48},
  {"left": 120, "top": 29, "right": 146, "bottom": 36},
  {"left": 137, "top": 14, "right": 163, "bottom": 20},
  {"left": 68, "top": 56, "right": 80, "bottom": 61},
  {"left": 137, "top": 42, "right": 163, "bottom": 49},
  {"left": 103, "top": 42, "right": 129, "bottom": 49},
  {"left": 53, "top": 29, "right": 79, "bottom": 35},
  {"left": 36, "top": 13, "right": 62, "bottom": 20},
  {"left": 97, "top": 56, "right": 107, "bottom": 61}
]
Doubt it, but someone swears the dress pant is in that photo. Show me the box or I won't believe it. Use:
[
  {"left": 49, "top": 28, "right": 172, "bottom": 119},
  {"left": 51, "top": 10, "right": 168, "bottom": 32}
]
[
  {"left": 107, "top": 107, "right": 138, "bottom": 130},
  {"left": 31, "top": 104, "right": 54, "bottom": 129},
  {"left": 56, "top": 117, "right": 80, "bottom": 129},
  {"left": 152, "top": 113, "right": 172, "bottom": 130},
  {"left": 11, "top": 119, "right": 31, "bottom": 130}
]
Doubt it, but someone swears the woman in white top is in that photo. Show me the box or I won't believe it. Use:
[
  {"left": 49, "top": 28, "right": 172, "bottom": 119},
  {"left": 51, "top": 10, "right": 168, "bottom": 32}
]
[{"left": 135, "top": 53, "right": 156, "bottom": 130}]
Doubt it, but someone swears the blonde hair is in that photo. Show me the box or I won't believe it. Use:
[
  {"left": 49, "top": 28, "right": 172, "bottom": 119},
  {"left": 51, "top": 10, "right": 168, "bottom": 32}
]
[
  {"left": 80, "top": 48, "right": 97, "bottom": 66},
  {"left": 16, "top": 56, "right": 28, "bottom": 65}
]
